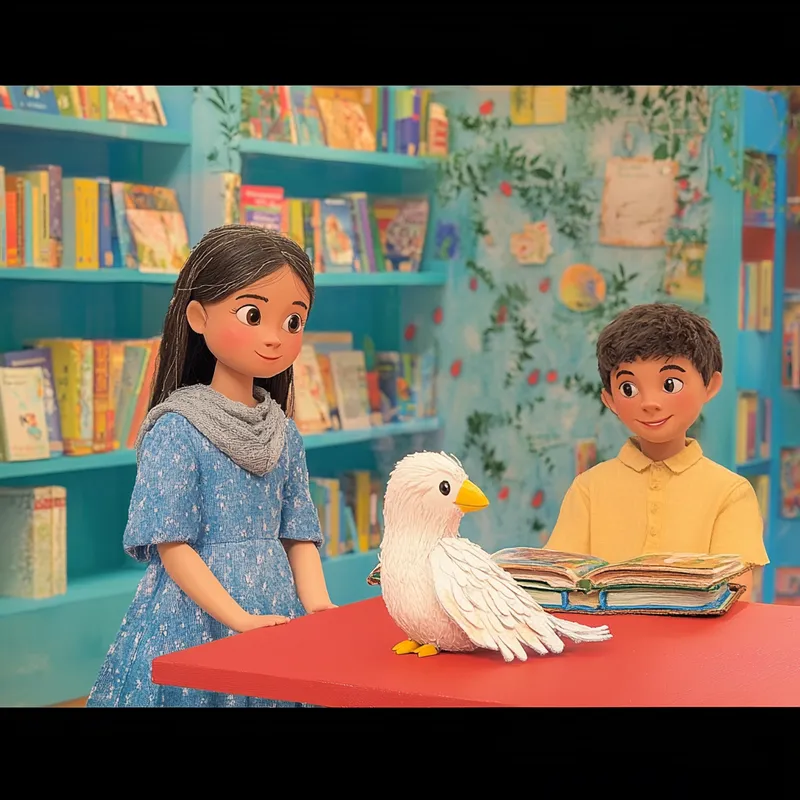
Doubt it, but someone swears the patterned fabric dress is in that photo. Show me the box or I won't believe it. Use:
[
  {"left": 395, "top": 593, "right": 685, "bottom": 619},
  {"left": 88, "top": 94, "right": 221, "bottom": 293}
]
[{"left": 86, "top": 412, "right": 322, "bottom": 707}]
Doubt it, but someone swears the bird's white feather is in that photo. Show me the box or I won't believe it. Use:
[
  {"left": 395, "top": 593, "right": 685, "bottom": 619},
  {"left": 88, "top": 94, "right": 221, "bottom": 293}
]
[{"left": 429, "top": 537, "right": 612, "bottom": 662}]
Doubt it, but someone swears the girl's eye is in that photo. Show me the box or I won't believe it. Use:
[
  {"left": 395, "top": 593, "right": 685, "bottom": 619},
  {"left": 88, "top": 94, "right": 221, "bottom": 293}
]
[
  {"left": 235, "top": 305, "right": 261, "bottom": 326},
  {"left": 282, "top": 313, "right": 304, "bottom": 334},
  {"left": 663, "top": 377, "right": 684, "bottom": 394},
  {"left": 620, "top": 382, "right": 638, "bottom": 398}
]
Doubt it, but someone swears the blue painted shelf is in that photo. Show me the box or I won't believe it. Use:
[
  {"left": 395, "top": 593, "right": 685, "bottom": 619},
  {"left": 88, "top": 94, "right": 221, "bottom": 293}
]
[
  {"left": 736, "top": 458, "right": 772, "bottom": 476},
  {"left": 239, "top": 138, "right": 438, "bottom": 170},
  {"left": 0, "top": 265, "right": 448, "bottom": 287},
  {"left": 0, "top": 108, "right": 191, "bottom": 145},
  {"left": 0, "top": 419, "right": 442, "bottom": 481}
]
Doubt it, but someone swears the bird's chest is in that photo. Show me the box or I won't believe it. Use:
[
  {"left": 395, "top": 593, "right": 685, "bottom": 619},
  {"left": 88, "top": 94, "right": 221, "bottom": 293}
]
[{"left": 381, "top": 548, "right": 441, "bottom": 625}]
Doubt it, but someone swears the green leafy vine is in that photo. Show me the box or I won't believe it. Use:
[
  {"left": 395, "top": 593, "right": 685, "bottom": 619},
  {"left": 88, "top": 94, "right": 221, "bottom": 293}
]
[{"left": 193, "top": 85, "right": 240, "bottom": 172}]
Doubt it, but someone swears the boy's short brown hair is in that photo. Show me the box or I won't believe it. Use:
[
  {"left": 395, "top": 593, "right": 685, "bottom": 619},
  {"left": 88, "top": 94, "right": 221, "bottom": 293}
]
[{"left": 596, "top": 303, "right": 723, "bottom": 392}]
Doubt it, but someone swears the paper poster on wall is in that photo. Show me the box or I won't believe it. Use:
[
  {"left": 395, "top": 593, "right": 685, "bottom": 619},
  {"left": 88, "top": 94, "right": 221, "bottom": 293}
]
[
  {"left": 662, "top": 239, "right": 706, "bottom": 304},
  {"left": 558, "top": 263, "right": 606, "bottom": 312},
  {"left": 510, "top": 87, "right": 535, "bottom": 126},
  {"left": 510, "top": 86, "right": 567, "bottom": 126},
  {"left": 434, "top": 220, "right": 460, "bottom": 260},
  {"left": 599, "top": 157, "right": 678, "bottom": 248},
  {"left": 509, "top": 221, "right": 552, "bottom": 264}
]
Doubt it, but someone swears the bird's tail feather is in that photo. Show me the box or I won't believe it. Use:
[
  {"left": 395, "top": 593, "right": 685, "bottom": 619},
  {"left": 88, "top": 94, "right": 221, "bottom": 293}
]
[{"left": 549, "top": 615, "right": 612, "bottom": 643}]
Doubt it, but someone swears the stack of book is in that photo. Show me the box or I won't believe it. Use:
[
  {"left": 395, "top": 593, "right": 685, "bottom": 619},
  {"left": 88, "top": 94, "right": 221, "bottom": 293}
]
[
  {"left": 735, "top": 389, "right": 770, "bottom": 464},
  {"left": 0, "top": 485, "right": 67, "bottom": 600},
  {"left": 294, "top": 331, "right": 437, "bottom": 436},
  {"left": 490, "top": 548, "right": 754, "bottom": 616},
  {"left": 0, "top": 86, "right": 166, "bottom": 126},
  {"left": 310, "top": 469, "right": 384, "bottom": 560},
  {"left": 240, "top": 85, "right": 449, "bottom": 157},
  {"left": 783, "top": 296, "right": 800, "bottom": 388},
  {"left": 738, "top": 259, "right": 774, "bottom": 331},
  {"left": 0, "top": 337, "right": 159, "bottom": 462},
  {"left": 226, "top": 183, "right": 430, "bottom": 274},
  {"left": 0, "top": 165, "right": 190, "bottom": 273}
]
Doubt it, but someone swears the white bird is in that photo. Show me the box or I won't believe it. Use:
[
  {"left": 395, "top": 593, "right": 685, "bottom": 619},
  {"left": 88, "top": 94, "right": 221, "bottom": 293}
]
[{"left": 375, "top": 450, "right": 612, "bottom": 662}]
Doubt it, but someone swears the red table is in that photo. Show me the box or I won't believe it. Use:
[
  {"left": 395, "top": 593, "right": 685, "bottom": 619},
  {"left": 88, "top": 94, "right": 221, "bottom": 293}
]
[{"left": 151, "top": 597, "right": 800, "bottom": 707}]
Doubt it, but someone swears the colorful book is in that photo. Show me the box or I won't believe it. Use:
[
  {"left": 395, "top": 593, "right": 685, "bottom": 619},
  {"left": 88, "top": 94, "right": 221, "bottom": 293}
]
[
  {"left": 371, "top": 196, "right": 430, "bottom": 272},
  {"left": 0, "top": 366, "right": 51, "bottom": 461},
  {"left": 289, "top": 86, "right": 326, "bottom": 146},
  {"left": 0, "top": 487, "right": 58, "bottom": 599},
  {"left": 2, "top": 348, "right": 63, "bottom": 456},
  {"left": 489, "top": 548, "right": 753, "bottom": 616},
  {"left": 320, "top": 198, "right": 358, "bottom": 272}
]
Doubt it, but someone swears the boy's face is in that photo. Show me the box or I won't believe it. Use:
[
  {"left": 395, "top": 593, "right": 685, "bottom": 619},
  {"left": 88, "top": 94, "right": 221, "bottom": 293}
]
[{"left": 600, "top": 356, "right": 722, "bottom": 445}]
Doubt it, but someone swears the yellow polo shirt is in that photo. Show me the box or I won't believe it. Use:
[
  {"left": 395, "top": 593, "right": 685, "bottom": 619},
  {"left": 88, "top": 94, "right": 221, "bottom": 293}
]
[{"left": 545, "top": 438, "right": 769, "bottom": 566}]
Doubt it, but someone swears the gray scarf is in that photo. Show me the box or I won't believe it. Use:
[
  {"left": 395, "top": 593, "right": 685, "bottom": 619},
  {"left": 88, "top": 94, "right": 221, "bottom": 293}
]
[{"left": 135, "top": 384, "right": 287, "bottom": 476}]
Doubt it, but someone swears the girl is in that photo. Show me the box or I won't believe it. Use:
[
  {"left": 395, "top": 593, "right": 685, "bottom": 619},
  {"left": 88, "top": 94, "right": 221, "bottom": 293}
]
[{"left": 87, "top": 225, "right": 335, "bottom": 708}]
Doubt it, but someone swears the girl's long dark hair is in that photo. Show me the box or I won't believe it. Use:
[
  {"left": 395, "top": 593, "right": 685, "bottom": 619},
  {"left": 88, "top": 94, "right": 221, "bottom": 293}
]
[{"left": 149, "top": 225, "right": 315, "bottom": 416}]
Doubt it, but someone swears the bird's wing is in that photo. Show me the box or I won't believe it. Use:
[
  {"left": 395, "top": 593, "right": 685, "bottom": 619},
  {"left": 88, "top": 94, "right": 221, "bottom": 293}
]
[{"left": 429, "top": 537, "right": 611, "bottom": 662}]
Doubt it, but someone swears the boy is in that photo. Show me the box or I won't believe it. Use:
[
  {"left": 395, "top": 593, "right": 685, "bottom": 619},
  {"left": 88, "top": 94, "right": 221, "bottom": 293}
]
[{"left": 545, "top": 303, "right": 769, "bottom": 597}]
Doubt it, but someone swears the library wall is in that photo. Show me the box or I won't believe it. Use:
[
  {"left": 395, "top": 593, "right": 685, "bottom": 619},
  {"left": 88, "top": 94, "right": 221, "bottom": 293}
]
[{"left": 417, "top": 85, "right": 719, "bottom": 552}]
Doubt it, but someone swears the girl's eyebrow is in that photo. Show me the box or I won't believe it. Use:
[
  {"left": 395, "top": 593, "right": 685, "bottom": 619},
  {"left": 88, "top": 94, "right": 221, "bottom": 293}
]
[
  {"left": 235, "top": 293, "right": 268, "bottom": 303},
  {"left": 293, "top": 300, "right": 308, "bottom": 310}
]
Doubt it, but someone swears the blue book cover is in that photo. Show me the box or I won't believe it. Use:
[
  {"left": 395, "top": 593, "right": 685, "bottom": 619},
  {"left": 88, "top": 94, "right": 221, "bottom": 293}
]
[
  {"left": 7, "top": 86, "right": 59, "bottom": 114},
  {"left": 376, "top": 351, "right": 400, "bottom": 423},
  {"left": 289, "top": 86, "right": 326, "bottom": 147},
  {"left": 320, "top": 198, "right": 357, "bottom": 272},
  {"left": 97, "top": 178, "right": 114, "bottom": 268},
  {"left": 2, "top": 348, "right": 63, "bottom": 456},
  {"left": 109, "top": 181, "right": 137, "bottom": 269}
]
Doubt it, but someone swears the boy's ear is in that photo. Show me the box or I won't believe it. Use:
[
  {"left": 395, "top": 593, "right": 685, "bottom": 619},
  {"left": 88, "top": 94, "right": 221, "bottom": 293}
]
[
  {"left": 186, "top": 300, "right": 208, "bottom": 334},
  {"left": 601, "top": 388, "right": 617, "bottom": 415},
  {"left": 705, "top": 370, "right": 723, "bottom": 401}
]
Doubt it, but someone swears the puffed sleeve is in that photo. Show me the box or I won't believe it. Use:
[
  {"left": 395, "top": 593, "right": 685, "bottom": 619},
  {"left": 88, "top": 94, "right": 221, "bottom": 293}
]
[
  {"left": 278, "top": 420, "right": 323, "bottom": 547},
  {"left": 710, "top": 479, "right": 770, "bottom": 566},
  {"left": 544, "top": 475, "right": 591, "bottom": 555},
  {"left": 123, "top": 413, "right": 203, "bottom": 562}
]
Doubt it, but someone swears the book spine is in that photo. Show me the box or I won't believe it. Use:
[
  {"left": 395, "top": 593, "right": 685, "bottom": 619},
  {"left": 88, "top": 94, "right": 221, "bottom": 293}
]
[
  {"left": 97, "top": 178, "right": 114, "bottom": 268},
  {"left": 32, "top": 486, "right": 55, "bottom": 598},
  {"left": 51, "top": 486, "right": 67, "bottom": 595}
]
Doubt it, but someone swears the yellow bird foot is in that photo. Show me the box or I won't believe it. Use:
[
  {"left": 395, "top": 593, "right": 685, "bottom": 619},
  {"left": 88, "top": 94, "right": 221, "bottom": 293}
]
[
  {"left": 414, "top": 644, "right": 439, "bottom": 658},
  {"left": 392, "top": 639, "right": 421, "bottom": 655}
]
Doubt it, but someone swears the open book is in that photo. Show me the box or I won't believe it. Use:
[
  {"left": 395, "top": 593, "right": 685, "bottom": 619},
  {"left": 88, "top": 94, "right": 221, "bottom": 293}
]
[{"left": 489, "top": 548, "right": 753, "bottom": 616}]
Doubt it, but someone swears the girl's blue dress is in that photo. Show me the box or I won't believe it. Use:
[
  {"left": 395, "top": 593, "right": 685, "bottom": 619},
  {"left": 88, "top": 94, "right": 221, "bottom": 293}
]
[{"left": 86, "top": 412, "right": 323, "bottom": 707}]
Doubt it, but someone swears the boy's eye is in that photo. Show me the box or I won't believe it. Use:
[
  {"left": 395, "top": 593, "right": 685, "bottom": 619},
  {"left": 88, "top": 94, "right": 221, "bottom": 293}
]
[
  {"left": 235, "top": 305, "right": 261, "bottom": 326},
  {"left": 663, "top": 377, "right": 684, "bottom": 394},
  {"left": 282, "top": 313, "right": 304, "bottom": 334},
  {"left": 619, "top": 382, "right": 638, "bottom": 398}
]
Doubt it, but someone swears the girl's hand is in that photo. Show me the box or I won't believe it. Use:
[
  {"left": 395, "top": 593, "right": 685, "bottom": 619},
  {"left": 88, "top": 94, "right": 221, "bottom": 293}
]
[{"left": 236, "top": 613, "right": 289, "bottom": 633}]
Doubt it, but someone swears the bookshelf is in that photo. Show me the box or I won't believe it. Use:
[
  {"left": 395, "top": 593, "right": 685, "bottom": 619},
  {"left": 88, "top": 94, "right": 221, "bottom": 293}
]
[
  {"left": 704, "top": 87, "right": 790, "bottom": 604},
  {"left": 0, "top": 85, "right": 445, "bottom": 706}
]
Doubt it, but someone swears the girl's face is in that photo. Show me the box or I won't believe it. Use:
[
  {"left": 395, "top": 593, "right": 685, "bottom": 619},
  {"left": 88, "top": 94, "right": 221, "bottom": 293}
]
[{"left": 187, "top": 265, "right": 310, "bottom": 380}]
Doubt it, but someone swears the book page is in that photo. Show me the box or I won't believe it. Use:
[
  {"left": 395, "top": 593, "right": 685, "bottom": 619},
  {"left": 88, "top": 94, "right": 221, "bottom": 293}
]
[
  {"left": 491, "top": 547, "right": 607, "bottom": 586},
  {"left": 599, "top": 157, "right": 678, "bottom": 247},
  {"left": 589, "top": 552, "right": 747, "bottom": 589}
]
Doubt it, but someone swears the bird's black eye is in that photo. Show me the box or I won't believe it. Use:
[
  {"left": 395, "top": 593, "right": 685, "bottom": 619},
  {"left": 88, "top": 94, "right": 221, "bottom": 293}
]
[{"left": 439, "top": 480, "right": 450, "bottom": 496}]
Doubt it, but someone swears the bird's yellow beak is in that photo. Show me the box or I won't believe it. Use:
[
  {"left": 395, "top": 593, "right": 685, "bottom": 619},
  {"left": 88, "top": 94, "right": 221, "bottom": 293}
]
[{"left": 454, "top": 479, "right": 489, "bottom": 513}]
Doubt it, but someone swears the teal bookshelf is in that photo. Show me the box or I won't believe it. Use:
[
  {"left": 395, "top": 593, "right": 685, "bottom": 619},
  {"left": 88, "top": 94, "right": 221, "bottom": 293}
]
[
  {"left": 0, "top": 85, "right": 442, "bottom": 705},
  {"left": 704, "top": 87, "right": 791, "bottom": 604}
]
